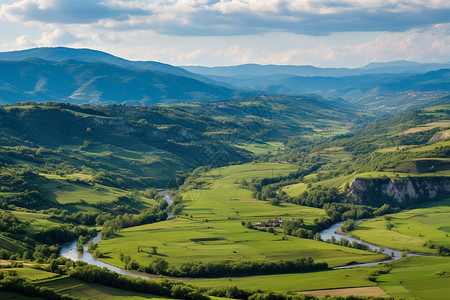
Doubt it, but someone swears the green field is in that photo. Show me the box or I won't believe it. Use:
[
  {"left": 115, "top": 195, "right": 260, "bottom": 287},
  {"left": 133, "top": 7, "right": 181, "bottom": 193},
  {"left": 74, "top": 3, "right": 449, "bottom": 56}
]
[
  {"left": 40, "top": 174, "right": 156, "bottom": 207},
  {"left": 97, "top": 163, "right": 386, "bottom": 270},
  {"left": 8, "top": 266, "right": 60, "bottom": 281},
  {"left": 0, "top": 234, "right": 30, "bottom": 253},
  {"left": 37, "top": 277, "right": 173, "bottom": 300},
  {"left": 353, "top": 199, "right": 450, "bottom": 253},
  {"left": 283, "top": 174, "right": 355, "bottom": 197},
  {"left": 378, "top": 256, "right": 450, "bottom": 300},
  {"left": 189, "top": 265, "right": 382, "bottom": 292},
  {"left": 235, "top": 141, "right": 284, "bottom": 155}
]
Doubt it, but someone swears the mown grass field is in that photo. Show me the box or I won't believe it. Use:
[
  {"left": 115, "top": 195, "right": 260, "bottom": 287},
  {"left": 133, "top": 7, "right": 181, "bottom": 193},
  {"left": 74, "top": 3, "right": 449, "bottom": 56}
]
[
  {"left": 235, "top": 141, "right": 284, "bottom": 155},
  {"left": 97, "top": 163, "right": 386, "bottom": 270},
  {"left": 37, "top": 276, "right": 173, "bottom": 300},
  {"left": 8, "top": 266, "right": 59, "bottom": 281},
  {"left": 378, "top": 256, "right": 450, "bottom": 300},
  {"left": 40, "top": 174, "right": 156, "bottom": 207},
  {"left": 189, "top": 265, "right": 383, "bottom": 292},
  {"left": 353, "top": 198, "right": 450, "bottom": 253}
]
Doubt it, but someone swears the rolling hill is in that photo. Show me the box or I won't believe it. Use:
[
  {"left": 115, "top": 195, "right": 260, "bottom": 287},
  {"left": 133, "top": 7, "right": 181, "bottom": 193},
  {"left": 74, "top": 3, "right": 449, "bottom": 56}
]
[
  {"left": 0, "top": 59, "right": 240, "bottom": 105},
  {"left": 0, "top": 47, "right": 198, "bottom": 78},
  {"left": 195, "top": 69, "right": 450, "bottom": 113}
]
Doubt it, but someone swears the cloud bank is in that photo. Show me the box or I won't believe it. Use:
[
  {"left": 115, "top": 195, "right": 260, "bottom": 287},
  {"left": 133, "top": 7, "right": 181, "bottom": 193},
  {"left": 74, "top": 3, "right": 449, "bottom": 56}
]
[{"left": 1, "top": 0, "right": 450, "bottom": 36}]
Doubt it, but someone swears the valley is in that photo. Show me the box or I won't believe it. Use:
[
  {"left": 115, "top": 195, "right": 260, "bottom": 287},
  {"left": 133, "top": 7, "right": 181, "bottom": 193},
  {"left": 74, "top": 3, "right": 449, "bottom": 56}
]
[{"left": 0, "top": 48, "right": 449, "bottom": 300}]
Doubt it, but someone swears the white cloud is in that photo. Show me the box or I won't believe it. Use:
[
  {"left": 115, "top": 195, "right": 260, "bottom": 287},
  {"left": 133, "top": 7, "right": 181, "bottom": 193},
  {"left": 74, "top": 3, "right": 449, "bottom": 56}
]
[
  {"left": 0, "top": 1, "right": 448, "bottom": 67},
  {"left": 1, "top": 0, "right": 450, "bottom": 36},
  {"left": 3, "top": 28, "right": 82, "bottom": 49}
]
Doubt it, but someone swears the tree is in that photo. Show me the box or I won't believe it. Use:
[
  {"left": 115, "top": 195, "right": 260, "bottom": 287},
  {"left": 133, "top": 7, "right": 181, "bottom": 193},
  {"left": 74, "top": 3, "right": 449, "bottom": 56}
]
[
  {"left": 153, "top": 258, "right": 169, "bottom": 274},
  {"left": 314, "top": 232, "right": 321, "bottom": 241}
]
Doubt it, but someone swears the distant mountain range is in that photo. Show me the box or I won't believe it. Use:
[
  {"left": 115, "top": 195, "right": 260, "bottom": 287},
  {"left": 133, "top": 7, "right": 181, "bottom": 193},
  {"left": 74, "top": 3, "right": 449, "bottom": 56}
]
[
  {"left": 0, "top": 47, "right": 449, "bottom": 112},
  {"left": 182, "top": 61, "right": 450, "bottom": 113},
  {"left": 0, "top": 47, "right": 197, "bottom": 78},
  {"left": 0, "top": 48, "right": 244, "bottom": 105},
  {"left": 182, "top": 60, "right": 450, "bottom": 77}
]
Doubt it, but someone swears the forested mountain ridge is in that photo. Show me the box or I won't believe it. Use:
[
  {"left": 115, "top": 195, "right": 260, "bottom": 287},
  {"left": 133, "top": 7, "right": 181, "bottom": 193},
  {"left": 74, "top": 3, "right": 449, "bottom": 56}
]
[
  {"left": 0, "top": 95, "right": 358, "bottom": 191},
  {"left": 0, "top": 47, "right": 198, "bottom": 78},
  {"left": 0, "top": 47, "right": 449, "bottom": 115},
  {"left": 0, "top": 102, "right": 250, "bottom": 190},
  {"left": 0, "top": 59, "right": 241, "bottom": 105}
]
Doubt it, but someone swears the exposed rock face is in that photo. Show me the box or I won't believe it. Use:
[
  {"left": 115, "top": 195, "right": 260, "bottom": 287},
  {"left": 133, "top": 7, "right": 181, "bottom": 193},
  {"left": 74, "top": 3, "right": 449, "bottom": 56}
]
[
  {"left": 350, "top": 176, "right": 450, "bottom": 207},
  {"left": 429, "top": 131, "right": 450, "bottom": 143}
]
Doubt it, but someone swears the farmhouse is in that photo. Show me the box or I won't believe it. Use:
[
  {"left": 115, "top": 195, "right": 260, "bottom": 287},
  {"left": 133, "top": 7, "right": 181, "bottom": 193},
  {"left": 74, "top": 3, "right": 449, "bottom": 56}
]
[{"left": 257, "top": 217, "right": 283, "bottom": 228}]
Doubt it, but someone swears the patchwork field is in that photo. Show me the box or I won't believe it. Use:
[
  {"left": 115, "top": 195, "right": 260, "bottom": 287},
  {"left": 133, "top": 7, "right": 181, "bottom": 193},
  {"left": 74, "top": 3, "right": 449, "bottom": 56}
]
[{"left": 97, "top": 163, "right": 386, "bottom": 270}]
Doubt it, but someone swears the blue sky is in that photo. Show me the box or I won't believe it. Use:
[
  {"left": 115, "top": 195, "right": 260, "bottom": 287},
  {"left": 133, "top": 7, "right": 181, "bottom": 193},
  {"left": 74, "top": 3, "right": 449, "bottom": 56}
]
[{"left": 0, "top": 0, "right": 449, "bottom": 67}]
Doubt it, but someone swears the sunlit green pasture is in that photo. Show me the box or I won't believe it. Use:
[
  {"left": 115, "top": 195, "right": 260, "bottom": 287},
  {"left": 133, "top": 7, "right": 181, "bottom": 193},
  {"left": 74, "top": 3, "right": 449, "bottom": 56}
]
[
  {"left": 9, "top": 266, "right": 59, "bottom": 281},
  {"left": 353, "top": 199, "right": 450, "bottom": 253},
  {"left": 378, "top": 256, "right": 450, "bottom": 300},
  {"left": 189, "top": 264, "right": 382, "bottom": 292},
  {"left": 283, "top": 174, "right": 355, "bottom": 197},
  {"left": 39, "top": 174, "right": 156, "bottom": 207},
  {"left": 8, "top": 210, "right": 63, "bottom": 234},
  {"left": 97, "top": 163, "right": 386, "bottom": 270},
  {"left": 235, "top": 141, "right": 284, "bottom": 155}
]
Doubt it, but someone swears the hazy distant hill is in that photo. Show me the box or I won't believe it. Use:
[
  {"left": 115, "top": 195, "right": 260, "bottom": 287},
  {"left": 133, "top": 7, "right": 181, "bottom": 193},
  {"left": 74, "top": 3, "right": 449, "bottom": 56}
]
[
  {"left": 0, "top": 47, "right": 448, "bottom": 112},
  {"left": 182, "top": 61, "right": 450, "bottom": 78},
  {"left": 0, "top": 47, "right": 197, "bottom": 78},
  {"left": 0, "top": 59, "right": 239, "bottom": 105},
  {"left": 194, "top": 69, "right": 450, "bottom": 113}
]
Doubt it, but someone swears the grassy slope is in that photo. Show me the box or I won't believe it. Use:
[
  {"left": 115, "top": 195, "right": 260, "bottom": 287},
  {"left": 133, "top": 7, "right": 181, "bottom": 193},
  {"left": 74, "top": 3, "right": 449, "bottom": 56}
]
[
  {"left": 352, "top": 198, "right": 450, "bottom": 253},
  {"left": 97, "top": 163, "right": 385, "bottom": 270},
  {"left": 378, "top": 256, "right": 450, "bottom": 300},
  {"left": 9, "top": 266, "right": 59, "bottom": 281},
  {"left": 36, "top": 276, "right": 173, "bottom": 300},
  {"left": 40, "top": 174, "right": 155, "bottom": 207}
]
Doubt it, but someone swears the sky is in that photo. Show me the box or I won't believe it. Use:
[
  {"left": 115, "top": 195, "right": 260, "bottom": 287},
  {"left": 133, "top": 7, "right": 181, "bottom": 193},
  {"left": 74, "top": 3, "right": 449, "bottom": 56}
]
[{"left": 0, "top": 0, "right": 449, "bottom": 67}]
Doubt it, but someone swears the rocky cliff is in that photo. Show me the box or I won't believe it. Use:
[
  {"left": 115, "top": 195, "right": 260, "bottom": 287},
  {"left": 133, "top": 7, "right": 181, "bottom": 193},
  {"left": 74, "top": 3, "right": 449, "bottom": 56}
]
[
  {"left": 349, "top": 176, "right": 450, "bottom": 207},
  {"left": 429, "top": 131, "right": 450, "bottom": 143}
]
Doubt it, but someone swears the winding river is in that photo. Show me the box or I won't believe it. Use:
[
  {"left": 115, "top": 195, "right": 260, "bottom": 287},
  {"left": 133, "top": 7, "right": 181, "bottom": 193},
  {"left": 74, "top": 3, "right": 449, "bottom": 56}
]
[
  {"left": 59, "top": 191, "right": 176, "bottom": 280},
  {"left": 60, "top": 208, "right": 406, "bottom": 278},
  {"left": 319, "top": 221, "right": 403, "bottom": 269}
]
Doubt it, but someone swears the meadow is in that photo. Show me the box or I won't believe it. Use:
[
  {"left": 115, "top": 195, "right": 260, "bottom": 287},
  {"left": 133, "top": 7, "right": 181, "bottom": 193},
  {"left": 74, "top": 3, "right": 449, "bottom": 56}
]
[
  {"left": 40, "top": 173, "right": 156, "bottom": 208},
  {"left": 189, "top": 265, "right": 382, "bottom": 291},
  {"left": 352, "top": 198, "right": 450, "bottom": 253},
  {"left": 378, "top": 256, "right": 450, "bottom": 300},
  {"left": 97, "top": 163, "right": 386, "bottom": 270}
]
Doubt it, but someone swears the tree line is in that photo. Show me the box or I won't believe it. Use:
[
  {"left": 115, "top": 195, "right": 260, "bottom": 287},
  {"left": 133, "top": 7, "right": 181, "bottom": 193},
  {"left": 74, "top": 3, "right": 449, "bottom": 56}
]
[{"left": 120, "top": 254, "right": 328, "bottom": 277}]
